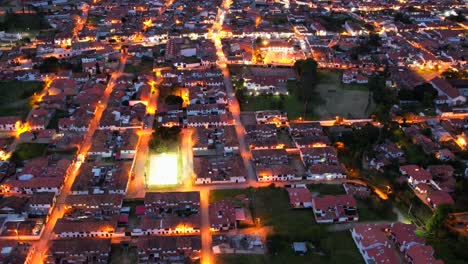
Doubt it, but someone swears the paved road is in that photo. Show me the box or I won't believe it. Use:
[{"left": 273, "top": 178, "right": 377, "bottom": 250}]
[
  {"left": 211, "top": 0, "right": 256, "bottom": 184},
  {"left": 200, "top": 190, "right": 212, "bottom": 264},
  {"left": 126, "top": 78, "right": 160, "bottom": 199},
  {"left": 28, "top": 54, "right": 127, "bottom": 264}
]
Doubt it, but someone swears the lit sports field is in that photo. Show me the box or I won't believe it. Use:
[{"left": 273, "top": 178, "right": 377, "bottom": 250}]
[{"left": 148, "top": 153, "right": 179, "bottom": 186}]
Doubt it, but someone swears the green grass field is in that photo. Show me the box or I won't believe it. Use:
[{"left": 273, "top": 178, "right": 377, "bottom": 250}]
[
  {"left": 11, "top": 143, "right": 48, "bottom": 165},
  {"left": 216, "top": 231, "right": 361, "bottom": 264},
  {"left": 357, "top": 198, "right": 397, "bottom": 222},
  {"left": 211, "top": 187, "right": 363, "bottom": 264},
  {"left": 239, "top": 81, "right": 320, "bottom": 120},
  {"left": 238, "top": 69, "right": 373, "bottom": 120},
  {"left": 307, "top": 183, "right": 345, "bottom": 195},
  {"left": 124, "top": 59, "right": 154, "bottom": 74},
  {"left": 109, "top": 245, "right": 138, "bottom": 264},
  {"left": 0, "top": 81, "right": 43, "bottom": 117},
  {"left": 0, "top": 13, "right": 49, "bottom": 32},
  {"left": 314, "top": 70, "right": 374, "bottom": 119}
]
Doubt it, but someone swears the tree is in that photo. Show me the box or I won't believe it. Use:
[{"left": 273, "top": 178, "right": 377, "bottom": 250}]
[
  {"left": 164, "top": 95, "right": 183, "bottom": 106},
  {"left": 149, "top": 126, "right": 181, "bottom": 153},
  {"left": 412, "top": 83, "right": 438, "bottom": 107},
  {"left": 368, "top": 33, "right": 381, "bottom": 47},
  {"left": 95, "top": 62, "right": 101, "bottom": 74},
  {"left": 442, "top": 69, "right": 468, "bottom": 80},
  {"left": 447, "top": 13, "right": 466, "bottom": 23},
  {"left": 394, "top": 13, "right": 412, "bottom": 24},
  {"left": 36, "top": 56, "right": 60, "bottom": 73},
  {"left": 293, "top": 58, "right": 320, "bottom": 117},
  {"left": 235, "top": 88, "right": 246, "bottom": 104},
  {"left": 233, "top": 78, "right": 245, "bottom": 91},
  {"left": 369, "top": 74, "right": 398, "bottom": 122},
  {"left": 156, "top": 126, "right": 181, "bottom": 141},
  {"left": 425, "top": 204, "right": 452, "bottom": 234},
  {"left": 254, "top": 37, "right": 263, "bottom": 46},
  {"left": 294, "top": 58, "right": 318, "bottom": 99}
]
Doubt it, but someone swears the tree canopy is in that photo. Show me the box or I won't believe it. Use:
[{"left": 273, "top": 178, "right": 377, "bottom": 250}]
[{"left": 294, "top": 58, "right": 318, "bottom": 100}]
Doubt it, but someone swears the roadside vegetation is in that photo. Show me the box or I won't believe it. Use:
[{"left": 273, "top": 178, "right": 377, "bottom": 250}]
[
  {"left": 0, "top": 81, "right": 44, "bottom": 117},
  {"left": 10, "top": 143, "right": 48, "bottom": 166},
  {"left": 149, "top": 126, "right": 181, "bottom": 154},
  {"left": 124, "top": 56, "right": 154, "bottom": 73}
]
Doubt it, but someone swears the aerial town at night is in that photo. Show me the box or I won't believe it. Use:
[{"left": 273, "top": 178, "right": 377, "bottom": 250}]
[{"left": 0, "top": 0, "right": 467, "bottom": 263}]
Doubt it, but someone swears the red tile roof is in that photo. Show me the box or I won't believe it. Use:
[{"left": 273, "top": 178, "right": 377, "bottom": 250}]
[
  {"left": 366, "top": 246, "right": 400, "bottom": 264},
  {"left": 400, "top": 165, "right": 432, "bottom": 181},
  {"left": 286, "top": 188, "right": 312, "bottom": 205},
  {"left": 390, "top": 223, "right": 425, "bottom": 246},
  {"left": 406, "top": 244, "right": 443, "bottom": 264},
  {"left": 427, "top": 191, "right": 454, "bottom": 207},
  {"left": 430, "top": 77, "right": 461, "bottom": 99}
]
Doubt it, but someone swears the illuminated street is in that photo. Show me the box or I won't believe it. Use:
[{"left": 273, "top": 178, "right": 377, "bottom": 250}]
[
  {"left": 28, "top": 55, "right": 128, "bottom": 264},
  {"left": 210, "top": 0, "right": 256, "bottom": 183},
  {"left": 0, "top": 0, "right": 466, "bottom": 263}
]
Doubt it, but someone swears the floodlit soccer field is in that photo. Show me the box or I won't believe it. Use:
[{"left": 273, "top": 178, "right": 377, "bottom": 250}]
[{"left": 148, "top": 153, "right": 178, "bottom": 186}]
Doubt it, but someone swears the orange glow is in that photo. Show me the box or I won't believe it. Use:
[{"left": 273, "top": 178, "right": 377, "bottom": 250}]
[
  {"left": 335, "top": 141, "right": 345, "bottom": 149},
  {"left": 0, "top": 150, "right": 11, "bottom": 161},
  {"left": 32, "top": 77, "right": 54, "bottom": 104},
  {"left": 155, "top": 69, "right": 162, "bottom": 77},
  {"left": 181, "top": 92, "right": 189, "bottom": 107},
  {"left": 135, "top": 6, "right": 147, "bottom": 12},
  {"left": 312, "top": 143, "right": 327, "bottom": 148},
  {"left": 146, "top": 105, "right": 156, "bottom": 115},
  {"left": 14, "top": 121, "right": 30, "bottom": 138},
  {"left": 175, "top": 224, "right": 193, "bottom": 233},
  {"left": 131, "top": 33, "right": 144, "bottom": 42},
  {"left": 255, "top": 16, "right": 261, "bottom": 27},
  {"left": 148, "top": 81, "right": 157, "bottom": 94},
  {"left": 374, "top": 188, "right": 389, "bottom": 200},
  {"left": 103, "top": 226, "right": 115, "bottom": 233},
  {"left": 165, "top": 0, "right": 174, "bottom": 7},
  {"left": 143, "top": 18, "right": 153, "bottom": 30},
  {"left": 456, "top": 136, "right": 466, "bottom": 149},
  {"left": 275, "top": 144, "right": 285, "bottom": 149}
]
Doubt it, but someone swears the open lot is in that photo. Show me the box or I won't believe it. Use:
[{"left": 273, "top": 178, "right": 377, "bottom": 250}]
[
  {"left": 211, "top": 187, "right": 363, "bottom": 264},
  {"left": 236, "top": 69, "right": 373, "bottom": 120},
  {"left": 0, "top": 81, "right": 43, "bottom": 117},
  {"left": 124, "top": 57, "right": 154, "bottom": 73},
  {"left": 307, "top": 183, "right": 345, "bottom": 196},
  {"left": 216, "top": 231, "right": 359, "bottom": 264},
  {"left": 357, "top": 197, "right": 397, "bottom": 222},
  {"left": 10, "top": 143, "right": 48, "bottom": 165},
  {"left": 109, "top": 244, "right": 138, "bottom": 264},
  {"left": 314, "top": 70, "right": 374, "bottom": 119},
  {"left": 239, "top": 81, "right": 319, "bottom": 120},
  {"left": 0, "top": 13, "right": 49, "bottom": 33}
]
